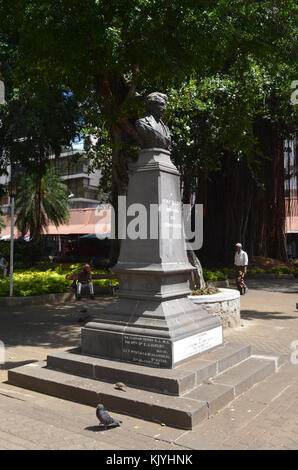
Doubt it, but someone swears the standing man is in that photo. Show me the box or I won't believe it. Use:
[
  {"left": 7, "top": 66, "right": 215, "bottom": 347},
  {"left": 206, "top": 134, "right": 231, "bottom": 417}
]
[
  {"left": 77, "top": 264, "right": 95, "bottom": 300},
  {"left": 234, "top": 243, "right": 248, "bottom": 295},
  {"left": 0, "top": 253, "right": 8, "bottom": 277}
]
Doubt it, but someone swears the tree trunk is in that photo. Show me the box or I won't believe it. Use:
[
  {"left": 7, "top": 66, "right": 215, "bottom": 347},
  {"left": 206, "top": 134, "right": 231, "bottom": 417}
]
[
  {"left": 94, "top": 73, "right": 139, "bottom": 267},
  {"left": 187, "top": 247, "right": 206, "bottom": 290},
  {"left": 109, "top": 124, "right": 129, "bottom": 266},
  {"left": 197, "top": 119, "right": 288, "bottom": 266}
]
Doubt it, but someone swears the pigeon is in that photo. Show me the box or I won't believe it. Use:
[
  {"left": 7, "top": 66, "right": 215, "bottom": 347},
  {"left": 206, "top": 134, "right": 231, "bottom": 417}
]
[
  {"left": 78, "top": 314, "right": 90, "bottom": 323},
  {"left": 96, "top": 404, "right": 122, "bottom": 430},
  {"left": 114, "top": 382, "right": 126, "bottom": 392},
  {"left": 80, "top": 308, "right": 88, "bottom": 313}
]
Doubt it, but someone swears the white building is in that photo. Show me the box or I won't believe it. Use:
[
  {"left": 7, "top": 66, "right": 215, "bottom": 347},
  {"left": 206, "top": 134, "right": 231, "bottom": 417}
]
[{"left": 0, "top": 137, "right": 103, "bottom": 211}]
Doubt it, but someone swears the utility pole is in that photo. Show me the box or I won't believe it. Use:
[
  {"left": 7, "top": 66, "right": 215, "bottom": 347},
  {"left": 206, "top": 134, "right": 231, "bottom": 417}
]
[
  {"left": 9, "top": 192, "right": 14, "bottom": 296},
  {"left": 9, "top": 165, "right": 16, "bottom": 297}
]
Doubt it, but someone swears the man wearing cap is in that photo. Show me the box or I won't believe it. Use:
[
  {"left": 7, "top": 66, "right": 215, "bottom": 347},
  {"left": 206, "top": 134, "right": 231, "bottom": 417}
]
[
  {"left": 234, "top": 243, "right": 248, "bottom": 295},
  {"left": 77, "top": 264, "right": 94, "bottom": 300}
]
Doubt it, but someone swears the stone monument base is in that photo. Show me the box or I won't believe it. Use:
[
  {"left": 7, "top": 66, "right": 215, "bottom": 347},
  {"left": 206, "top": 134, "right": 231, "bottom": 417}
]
[
  {"left": 8, "top": 342, "right": 285, "bottom": 429},
  {"left": 81, "top": 295, "right": 223, "bottom": 369}
]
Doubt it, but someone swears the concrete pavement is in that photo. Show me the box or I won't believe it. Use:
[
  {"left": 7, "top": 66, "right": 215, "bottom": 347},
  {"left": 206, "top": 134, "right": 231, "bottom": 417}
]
[{"left": 0, "top": 279, "right": 297, "bottom": 450}]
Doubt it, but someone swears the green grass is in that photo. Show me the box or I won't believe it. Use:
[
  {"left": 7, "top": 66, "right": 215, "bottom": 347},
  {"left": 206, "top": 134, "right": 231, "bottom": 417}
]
[{"left": 202, "top": 265, "right": 295, "bottom": 281}]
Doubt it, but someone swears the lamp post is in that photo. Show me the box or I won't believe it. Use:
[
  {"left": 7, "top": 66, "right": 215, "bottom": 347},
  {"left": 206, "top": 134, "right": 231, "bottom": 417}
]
[{"left": 9, "top": 176, "right": 16, "bottom": 297}]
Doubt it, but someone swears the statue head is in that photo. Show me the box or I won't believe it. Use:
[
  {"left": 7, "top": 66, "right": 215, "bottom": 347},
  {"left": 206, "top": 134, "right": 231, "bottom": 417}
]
[{"left": 145, "top": 92, "right": 168, "bottom": 119}]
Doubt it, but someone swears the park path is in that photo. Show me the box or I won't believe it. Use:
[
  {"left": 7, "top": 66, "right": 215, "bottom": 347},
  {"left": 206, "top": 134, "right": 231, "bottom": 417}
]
[{"left": 0, "top": 279, "right": 297, "bottom": 449}]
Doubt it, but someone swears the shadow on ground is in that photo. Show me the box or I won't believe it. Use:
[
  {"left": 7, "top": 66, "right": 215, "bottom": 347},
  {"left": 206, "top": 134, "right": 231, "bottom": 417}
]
[
  {"left": 240, "top": 309, "right": 298, "bottom": 321},
  {"left": 0, "top": 297, "right": 116, "bottom": 350},
  {"left": 0, "top": 360, "right": 38, "bottom": 371},
  {"left": 241, "top": 279, "right": 298, "bottom": 294},
  {"left": 85, "top": 425, "right": 119, "bottom": 432}
]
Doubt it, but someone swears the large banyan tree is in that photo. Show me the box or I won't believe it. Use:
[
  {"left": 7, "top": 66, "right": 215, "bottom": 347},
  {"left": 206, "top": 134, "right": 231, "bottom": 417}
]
[
  {"left": 1, "top": 0, "right": 297, "bottom": 264},
  {"left": 167, "top": 59, "right": 297, "bottom": 265}
]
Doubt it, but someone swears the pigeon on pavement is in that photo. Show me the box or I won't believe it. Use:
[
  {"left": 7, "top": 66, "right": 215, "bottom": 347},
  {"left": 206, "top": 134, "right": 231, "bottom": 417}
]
[
  {"left": 78, "top": 314, "right": 90, "bottom": 322},
  {"left": 114, "top": 382, "right": 126, "bottom": 391},
  {"left": 96, "top": 404, "right": 122, "bottom": 430}
]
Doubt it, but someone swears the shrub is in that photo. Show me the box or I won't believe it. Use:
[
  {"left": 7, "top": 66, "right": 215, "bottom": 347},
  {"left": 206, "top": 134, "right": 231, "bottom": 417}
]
[
  {"left": 0, "top": 267, "right": 118, "bottom": 296},
  {"left": 269, "top": 265, "right": 292, "bottom": 274},
  {"left": 203, "top": 269, "right": 228, "bottom": 281},
  {"left": 93, "top": 278, "right": 119, "bottom": 287},
  {"left": 192, "top": 285, "right": 220, "bottom": 296},
  {"left": 0, "top": 271, "right": 71, "bottom": 297}
]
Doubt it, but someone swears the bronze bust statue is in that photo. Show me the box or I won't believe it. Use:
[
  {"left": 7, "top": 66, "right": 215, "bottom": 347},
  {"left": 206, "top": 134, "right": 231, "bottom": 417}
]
[{"left": 135, "top": 92, "right": 171, "bottom": 150}]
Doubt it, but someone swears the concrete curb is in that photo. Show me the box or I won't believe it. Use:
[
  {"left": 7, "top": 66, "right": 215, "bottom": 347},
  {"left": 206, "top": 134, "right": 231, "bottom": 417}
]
[
  {"left": 188, "top": 288, "right": 240, "bottom": 304},
  {"left": 245, "top": 273, "right": 295, "bottom": 279},
  {"left": 0, "top": 292, "right": 75, "bottom": 308},
  {"left": 188, "top": 288, "right": 240, "bottom": 328},
  {"left": 0, "top": 286, "right": 117, "bottom": 308}
]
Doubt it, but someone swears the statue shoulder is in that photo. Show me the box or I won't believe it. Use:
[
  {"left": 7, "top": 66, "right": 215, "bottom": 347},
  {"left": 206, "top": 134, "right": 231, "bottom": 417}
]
[
  {"left": 136, "top": 116, "right": 153, "bottom": 126},
  {"left": 135, "top": 116, "right": 154, "bottom": 133}
]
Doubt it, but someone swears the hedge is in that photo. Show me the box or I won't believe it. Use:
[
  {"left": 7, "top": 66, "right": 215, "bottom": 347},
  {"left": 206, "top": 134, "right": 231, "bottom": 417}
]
[{"left": 0, "top": 267, "right": 119, "bottom": 297}]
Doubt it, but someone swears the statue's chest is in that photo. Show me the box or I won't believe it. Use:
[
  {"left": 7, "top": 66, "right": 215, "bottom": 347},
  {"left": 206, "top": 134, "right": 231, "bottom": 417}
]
[{"left": 154, "top": 121, "right": 168, "bottom": 138}]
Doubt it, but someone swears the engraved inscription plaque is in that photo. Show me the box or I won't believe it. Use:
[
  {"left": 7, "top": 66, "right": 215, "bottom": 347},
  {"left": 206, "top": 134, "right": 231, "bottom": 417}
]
[
  {"left": 122, "top": 334, "right": 172, "bottom": 368},
  {"left": 173, "top": 326, "right": 223, "bottom": 364}
]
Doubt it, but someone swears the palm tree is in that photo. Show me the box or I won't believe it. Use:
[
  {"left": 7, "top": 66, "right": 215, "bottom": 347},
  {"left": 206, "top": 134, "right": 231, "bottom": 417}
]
[{"left": 15, "top": 167, "right": 70, "bottom": 241}]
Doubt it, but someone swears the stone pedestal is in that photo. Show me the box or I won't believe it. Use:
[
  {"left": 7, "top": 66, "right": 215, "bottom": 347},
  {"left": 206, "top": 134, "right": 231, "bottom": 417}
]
[
  {"left": 81, "top": 148, "right": 223, "bottom": 368},
  {"left": 189, "top": 288, "right": 241, "bottom": 328}
]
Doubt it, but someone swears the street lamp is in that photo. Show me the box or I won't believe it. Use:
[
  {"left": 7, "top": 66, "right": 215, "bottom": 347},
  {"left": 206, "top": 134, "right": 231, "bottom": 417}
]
[{"left": 9, "top": 175, "right": 17, "bottom": 297}]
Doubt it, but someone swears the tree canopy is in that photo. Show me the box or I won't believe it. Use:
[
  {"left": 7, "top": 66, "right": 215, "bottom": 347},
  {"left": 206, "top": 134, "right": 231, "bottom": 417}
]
[{"left": 0, "top": 0, "right": 297, "bottom": 262}]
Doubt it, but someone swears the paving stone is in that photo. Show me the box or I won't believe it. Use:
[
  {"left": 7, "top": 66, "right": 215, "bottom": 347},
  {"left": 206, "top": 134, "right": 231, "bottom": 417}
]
[
  {"left": 185, "top": 383, "right": 234, "bottom": 417},
  {"left": 213, "top": 357, "right": 276, "bottom": 396},
  {"left": 0, "top": 281, "right": 297, "bottom": 449}
]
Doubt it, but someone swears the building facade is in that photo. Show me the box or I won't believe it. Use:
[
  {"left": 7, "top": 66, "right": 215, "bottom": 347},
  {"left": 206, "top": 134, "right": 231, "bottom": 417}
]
[{"left": 284, "top": 134, "right": 298, "bottom": 258}]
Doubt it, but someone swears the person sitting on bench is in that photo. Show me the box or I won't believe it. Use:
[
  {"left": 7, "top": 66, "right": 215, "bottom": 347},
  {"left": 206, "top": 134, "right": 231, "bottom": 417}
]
[{"left": 77, "top": 264, "right": 94, "bottom": 300}]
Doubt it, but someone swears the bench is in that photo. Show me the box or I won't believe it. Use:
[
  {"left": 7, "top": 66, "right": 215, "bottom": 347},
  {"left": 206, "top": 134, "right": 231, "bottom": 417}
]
[{"left": 66, "top": 273, "right": 118, "bottom": 296}]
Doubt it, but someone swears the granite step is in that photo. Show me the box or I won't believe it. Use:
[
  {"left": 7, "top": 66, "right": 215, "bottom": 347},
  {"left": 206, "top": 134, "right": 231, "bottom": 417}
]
[
  {"left": 212, "top": 356, "right": 277, "bottom": 396},
  {"left": 8, "top": 353, "right": 279, "bottom": 429},
  {"left": 8, "top": 361, "right": 208, "bottom": 429},
  {"left": 46, "top": 342, "right": 251, "bottom": 396},
  {"left": 184, "top": 356, "right": 277, "bottom": 418}
]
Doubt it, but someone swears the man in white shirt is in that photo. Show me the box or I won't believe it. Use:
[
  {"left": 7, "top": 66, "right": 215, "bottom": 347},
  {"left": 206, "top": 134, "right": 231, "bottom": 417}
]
[
  {"left": 234, "top": 243, "right": 248, "bottom": 294},
  {"left": 0, "top": 254, "right": 8, "bottom": 277}
]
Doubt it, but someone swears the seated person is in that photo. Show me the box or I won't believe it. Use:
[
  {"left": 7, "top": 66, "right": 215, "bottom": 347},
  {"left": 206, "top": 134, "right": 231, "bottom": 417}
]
[
  {"left": 0, "top": 254, "right": 8, "bottom": 277},
  {"left": 77, "top": 264, "right": 94, "bottom": 300}
]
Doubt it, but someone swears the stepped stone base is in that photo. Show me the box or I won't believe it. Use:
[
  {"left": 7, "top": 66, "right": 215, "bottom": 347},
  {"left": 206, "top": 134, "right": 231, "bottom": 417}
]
[{"left": 8, "top": 342, "right": 286, "bottom": 429}]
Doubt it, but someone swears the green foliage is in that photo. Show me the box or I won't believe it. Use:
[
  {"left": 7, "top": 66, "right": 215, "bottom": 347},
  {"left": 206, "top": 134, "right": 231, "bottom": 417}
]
[
  {"left": 269, "top": 265, "right": 292, "bottom": 274},
  {"left": 0, "top": 271, "right": 70, "bottom": 296},
  {"left": 247, "top": 268, "right": 266, "bottom": 274},
  {"left": 202, "top": 269, "right": 228, "bottom": 282},
  {"left": 192, "top": 285, "right": 220, "bottom": 296},
  {"left": 93, "top": 278, "right": 119, "bottom": 287},
  {"left": 15, "top": 167, "right": 70, "bottom": 240},
  {"left": 202, "top": 265, "right": 295, "bottom": 280},
  {"left": 0, "top": 240, "right": 28, "bottom": 260},
  {"left": 3, "top": 0, "right": 296, "bottom": 174},
  {"left": 0, "top": 265, "right": 118, "bottom": 296},
  {"left": 166, "top": 60, "right": 297, "bottom": 186}
]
